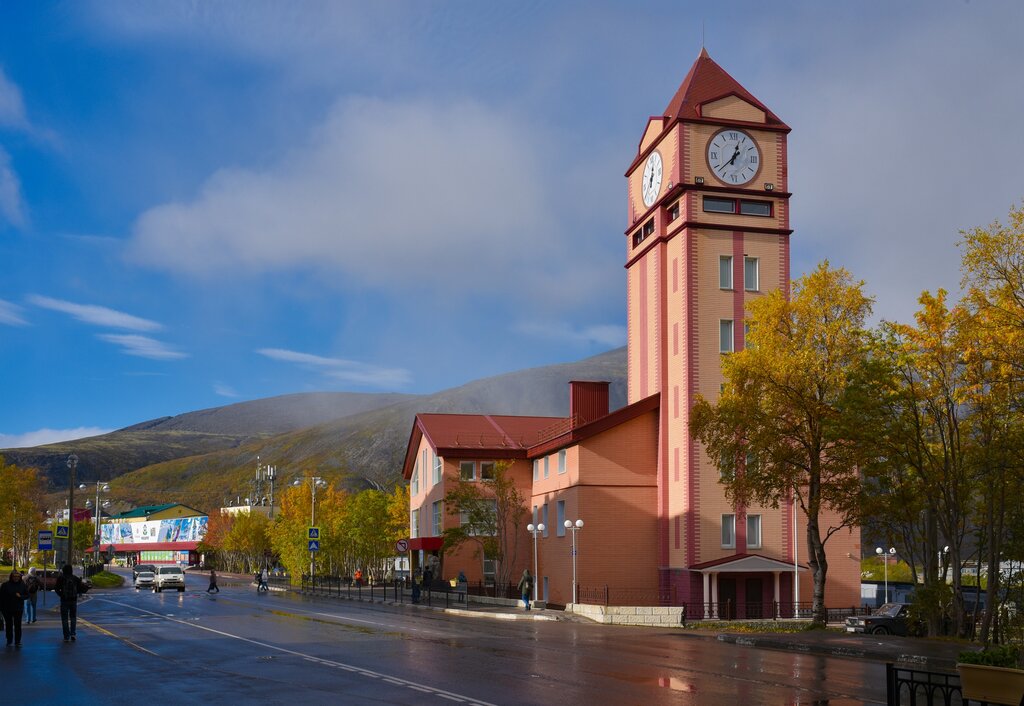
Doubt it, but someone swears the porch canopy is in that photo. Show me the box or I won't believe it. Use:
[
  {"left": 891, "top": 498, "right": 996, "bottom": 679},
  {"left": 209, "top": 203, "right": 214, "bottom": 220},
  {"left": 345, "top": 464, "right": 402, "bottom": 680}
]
[{"left": 689, "top": 553, "right": 806, "bottom": 610}]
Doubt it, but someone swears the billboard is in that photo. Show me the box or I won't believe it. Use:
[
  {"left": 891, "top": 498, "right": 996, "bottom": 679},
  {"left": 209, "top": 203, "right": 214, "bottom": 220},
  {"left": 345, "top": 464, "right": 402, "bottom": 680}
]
[{"left": 100, "top": 516, "right": 208, "bottom": 545}]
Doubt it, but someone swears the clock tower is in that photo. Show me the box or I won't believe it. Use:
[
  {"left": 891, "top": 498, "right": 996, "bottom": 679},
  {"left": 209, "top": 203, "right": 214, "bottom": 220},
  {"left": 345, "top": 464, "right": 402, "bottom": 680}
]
[{"left": 625, "top": 49, "right": 793, "bottom": 599}]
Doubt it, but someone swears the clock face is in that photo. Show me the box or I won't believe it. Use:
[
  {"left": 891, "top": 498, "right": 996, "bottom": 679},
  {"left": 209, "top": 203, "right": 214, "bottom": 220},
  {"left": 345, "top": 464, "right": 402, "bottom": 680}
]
[
  {"left": 707, "top": 129, "right": 760, "bottom": 185},
  {"left": 641, "top": 151, "right": 663, "bottom": 207}
]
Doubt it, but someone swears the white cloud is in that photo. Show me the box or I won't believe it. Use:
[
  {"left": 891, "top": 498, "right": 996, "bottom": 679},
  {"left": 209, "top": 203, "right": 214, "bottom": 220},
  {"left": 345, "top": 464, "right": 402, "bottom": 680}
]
[
  {"left": 29, "top": 295, "right": 163, "bottom": 331},
  {"left": 214, "top": 382, "right": 239, "bottom": 398},
  {"left": 127, "top": 97, "right": 556, "bottom": 293},
  {"left": 0, "top": 67, "right": 29, "bottom": 130},
  {"left": 97, "top": 334, "right": 187, "bottom": 360},
  {"left": 258, "top": 347, "right": 410, "bottom": 388},
  {"left": 0, "top": 299, "right": 26, "bottom": 326},
  {"left": 0, "top": 147, "right": 27, "bottom": 228},
  {"left": 0, "top": 427, "right": 112, "bottom": 449},
  {"left": 514, "top": 321, "right": 626, "bottom": 348}
]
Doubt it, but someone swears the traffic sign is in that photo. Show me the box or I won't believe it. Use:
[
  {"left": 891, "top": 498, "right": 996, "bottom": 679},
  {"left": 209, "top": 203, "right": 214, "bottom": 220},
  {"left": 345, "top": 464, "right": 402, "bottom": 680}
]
[
  {"left": 55, "top": 524, "right": 69, "bottom": 539},
  {"left": 395, "top": 539, "right": 409, "bottom": 553},
  {"left": 308, "top": 527, "right": 320, "bottom": 540},
  {"left": 308, "top": 539, "right": 320, "bottom": 552},
  {"left": 38, "top": 529, "right": 53, "bottom": 551}
]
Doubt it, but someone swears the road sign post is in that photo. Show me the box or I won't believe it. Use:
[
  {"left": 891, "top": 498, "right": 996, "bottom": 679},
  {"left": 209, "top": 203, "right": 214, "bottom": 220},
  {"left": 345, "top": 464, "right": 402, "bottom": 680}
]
[
  {"left": 38, "top": 529, "right": 53, "bottom": 551},
  {"left": 308, "top": 540, "right": 320, "bottom": 552}
]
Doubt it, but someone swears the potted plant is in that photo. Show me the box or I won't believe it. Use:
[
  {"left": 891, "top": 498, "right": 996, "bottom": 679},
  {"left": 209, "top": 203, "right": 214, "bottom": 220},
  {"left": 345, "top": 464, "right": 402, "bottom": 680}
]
[{"left": 957, "top": 645, "right": 1024, "bottom": 706}]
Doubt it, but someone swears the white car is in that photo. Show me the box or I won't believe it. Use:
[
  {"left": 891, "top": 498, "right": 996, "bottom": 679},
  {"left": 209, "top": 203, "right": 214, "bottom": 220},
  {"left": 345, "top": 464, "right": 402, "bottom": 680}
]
[
  {"left": 134, "top": 570, "right": 156, "bottom": 590},
  {"left": 153, "top": 565, "right": 186, "bottom": 593}
]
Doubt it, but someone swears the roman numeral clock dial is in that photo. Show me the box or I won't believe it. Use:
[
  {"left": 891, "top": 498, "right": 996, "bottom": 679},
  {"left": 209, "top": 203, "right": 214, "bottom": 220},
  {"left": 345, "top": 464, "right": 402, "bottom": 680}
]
[
  {"left": 641, "top": 150, "right": 663, "bottom": 208},
  {"left": 707, "top": 129, "right": 760, "bottom": 185}
]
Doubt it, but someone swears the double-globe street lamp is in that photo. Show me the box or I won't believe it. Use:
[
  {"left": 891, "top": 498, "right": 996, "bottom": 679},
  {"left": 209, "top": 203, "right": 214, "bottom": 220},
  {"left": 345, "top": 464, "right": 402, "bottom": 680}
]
[
  {"left": 564, "top": 518, "right": 584, "bottom": 605},
  {"left": 81, "top": 480, "right": 110, "bottom": 557},
  {"left": 876, "top": 546, "right": 896, "bottom": 603},
  {"left": 526, "top": 522, "right": 545, "bottom": 603},
  {"left": 294, "top": 476, "right": 328, "bottom": 579}
]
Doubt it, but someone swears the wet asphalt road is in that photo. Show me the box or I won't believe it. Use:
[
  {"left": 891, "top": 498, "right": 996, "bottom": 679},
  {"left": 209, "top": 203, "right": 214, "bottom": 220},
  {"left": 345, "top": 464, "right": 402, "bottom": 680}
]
[{"left": 0, "top": 575, "right": 887, "bottom": 705}]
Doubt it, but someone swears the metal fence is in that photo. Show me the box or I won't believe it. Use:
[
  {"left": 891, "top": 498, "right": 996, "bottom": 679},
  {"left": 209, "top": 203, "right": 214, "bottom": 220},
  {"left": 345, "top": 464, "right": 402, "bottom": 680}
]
[
  {"left": 886, "top": 664, "right": 965, "bottom": 705},
  {"left": 298, "top": 575, "right": 521, "bottom": 609}
]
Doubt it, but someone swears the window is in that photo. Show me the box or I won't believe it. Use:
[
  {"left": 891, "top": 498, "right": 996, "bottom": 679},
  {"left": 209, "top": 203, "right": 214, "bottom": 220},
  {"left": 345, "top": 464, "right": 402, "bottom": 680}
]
[
  {"left": 542, "top": 504, "right": 549, "bottom": 537},
  {"left": 422, "top": 450, "right": 429, "bottom": 486},
  {"left": 558, "top": 449, "right": 567, "bottom": 474},
  {"left": 533, "top": 460, "right": 539, "bottom": 481},
  {"left": 719, "top": 255, "right": 733, "bottom": 289},
  {"left": 704, "top": 197, "right": 736, "bottom": 214},
  {"left": 411, "top": 509, "right": 419, "bottom": 539},
  {"left": 432, "top": 501, "right": 442, "bottom": 536},
  {"left": 460, "top": 461, "right": 476, "bottom": 481},
  {"left": 432, "top": 452, "right": 442, "bottom": 485},
  {"left": 744, "top": 256, "right": 759, "bottom": 291},
  {"left": 482, "top": 556, "right": 496, "bottom": 583},
  {"left": 632, "top": 217, "right": 655, "bottom": 247},
  {"left": 745, "top": 452, "right": 757, "bottom": 474},
  {"left": 739, "top": 200, "right": 771, "bottom": 216},
  {"left": 720, "top": 320, "right": 734, "bottom": 353},
  {"left": 747, "top": 514, "right": 762, "bottom": 549},
  {"left": 721, "top": 514, "right": 736, "bottom": 548},
  {"left": 480, "top": 461, "right": 495, "bottom": 481},
  {"left": 719, "top": 451, "right": 734, "bottom": 481},
  {"left": 411, "top": 467, "right": 419, "bottom": 495},
  {"left": 532, "top": 505, "right": 538, "bottom": 527},
  {"left": 669, "top": 201, "right": 680, "bottom": 221},
  {"left": 543, "top": 457, "right": 549, "bottom": 479},
  {"left": 556, "top": 500, "right": 566, "bottom": 536}
]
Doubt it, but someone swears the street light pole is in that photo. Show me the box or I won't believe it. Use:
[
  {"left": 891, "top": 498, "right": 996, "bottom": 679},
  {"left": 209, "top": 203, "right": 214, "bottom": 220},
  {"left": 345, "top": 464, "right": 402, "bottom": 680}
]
[
  {"left": 294, "top": 476, "right": 327, "bottom": 579},
  {"left": 66, "top": 454, "right": 78, "bottom": 568},
  {"left": 876, "top": 546, "right": 896, "bottom": 603},
  {"left": 563, "top": 518, "right": 584, "bottom": 605},
  {"left": 81, "top": 480, "right": 110, "bottom": 554},
  {"left": 526, "top": 523, "right": 545, "bottom": 602}
]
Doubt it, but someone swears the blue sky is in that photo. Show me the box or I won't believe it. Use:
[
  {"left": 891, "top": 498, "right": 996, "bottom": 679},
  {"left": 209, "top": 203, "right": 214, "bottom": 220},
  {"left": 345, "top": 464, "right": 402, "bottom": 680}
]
[{"left": 2, "top": 1, "right": 1023, "bottom": 447}]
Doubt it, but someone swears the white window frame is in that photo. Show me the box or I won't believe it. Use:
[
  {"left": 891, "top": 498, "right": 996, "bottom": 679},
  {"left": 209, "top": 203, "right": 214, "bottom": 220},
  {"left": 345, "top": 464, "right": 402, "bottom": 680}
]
[
  {"left": 721, "top": 513, "right": 736, "bottom": 549},
  {"left": 720, "top": 319, "right": 734, "bottom": 353},
  {"left": 411, "top": 508, "right": 419, "bottom": 539},
  {"left": 556, "top": 500, "right": 566, "bottom": 536},
  {"left": 542, "top": 504, "right": 549, "bottom": 538},
  {"left": 422, "top": 449, "right": 429, "bottom": 486},
  {"left": 431, "top": 500, "right": 442, "bottom": 536},
  {"left": 747, "top": 514, "right": 762, "bottom": 549},
  {"left": 719, "top": 255, "right": 733, "bottom": 289},
  {"left": 533, "top": 460, "right": 539, "bottom": 481},
  {"left": 744, "top": 256, "right": 759, "bottom": 292},
  {"left": 558, "top": 449, "right": 567, "bottom": 474},
  {"left": 411, "top": 467, "right": 419, "bottom": 495},
  {"left": 480, "top": 461, "right": 495, "bottom": 481},
  {"left": 543, "top": 456, "right": 549, "bottom": 479},
  {"left": 433, "top": 452, "right": 442, "bottom": 485},
  {"left": 460, "top": 461, "right": 476, "bottom": 481}
]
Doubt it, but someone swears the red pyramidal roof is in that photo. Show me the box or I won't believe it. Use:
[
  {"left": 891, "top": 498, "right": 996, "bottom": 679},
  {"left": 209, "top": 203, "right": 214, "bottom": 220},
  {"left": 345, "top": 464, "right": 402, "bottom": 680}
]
[{"left": 663, "top": 48, "right": 788, "bottom": 129}]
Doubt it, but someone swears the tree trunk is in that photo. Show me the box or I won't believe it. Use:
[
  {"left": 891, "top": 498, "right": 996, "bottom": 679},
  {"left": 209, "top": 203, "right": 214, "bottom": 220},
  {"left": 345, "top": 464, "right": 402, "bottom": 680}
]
[{"left": 805, "top": 511, "right": 829, "bottom": 626}]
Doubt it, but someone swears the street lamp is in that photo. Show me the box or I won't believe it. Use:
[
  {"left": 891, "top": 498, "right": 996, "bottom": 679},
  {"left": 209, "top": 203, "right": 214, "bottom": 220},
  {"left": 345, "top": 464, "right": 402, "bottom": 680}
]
[
  {"left": 81, "top": 481, "right": 110, "bottom": 554},
  {"left": 66, "top": 454, "right": 78, "bottom": 567},
  {"left": 564, "top": 518, "right": 584, "bottom": 605},
  {"left": 294, "top": 476, "right": 328, "bottom": 578},
  {"left": 526, "top": 523, "right": 545, "bottom": 603},
  {"left": 876, "top": 546, "right": 896, "bottom": 603}
]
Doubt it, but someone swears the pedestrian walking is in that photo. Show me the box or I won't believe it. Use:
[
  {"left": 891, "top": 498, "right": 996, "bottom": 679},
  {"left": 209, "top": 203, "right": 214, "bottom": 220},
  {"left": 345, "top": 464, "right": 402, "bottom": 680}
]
[
  {"left": 259, "top": 567, "right": 269, "bottom": 592},
  {"left": 517, "top": 569, "right": 533, "bottom": 611},
  {"left": 206, "top": 569, "right": 220, "bottom": 594},
  {"left": 422, "top": 565, "right": 433, "bottom": 592},
  {"left": 24, "top": 568, "right": 40, "bottom": 623},
  {"left": 1, "top": 569, "right": 28, "bottom": 647},
  {"left": 55, "top": 564, "right": 86, "bottom": 642}
]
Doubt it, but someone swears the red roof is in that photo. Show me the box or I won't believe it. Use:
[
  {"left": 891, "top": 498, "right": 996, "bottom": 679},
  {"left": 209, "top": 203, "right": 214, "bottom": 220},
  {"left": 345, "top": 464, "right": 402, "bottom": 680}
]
[{"left": 663, "top": 48, "right": 788, "bottom": 129}]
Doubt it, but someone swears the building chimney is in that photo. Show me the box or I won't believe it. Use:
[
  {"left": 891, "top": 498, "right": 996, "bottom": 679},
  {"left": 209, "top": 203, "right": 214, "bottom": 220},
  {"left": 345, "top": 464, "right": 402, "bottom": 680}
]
[{"left": 569, "top": 381, "right": 610, "bottom": 429}]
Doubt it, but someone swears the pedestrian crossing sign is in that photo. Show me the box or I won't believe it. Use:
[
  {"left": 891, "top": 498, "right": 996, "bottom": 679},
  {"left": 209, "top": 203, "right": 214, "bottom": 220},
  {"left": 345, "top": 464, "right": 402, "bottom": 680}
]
[
  {"left": 308, "top": 527, "right": 320, "bottom": 540},
  {"left": 56, "top": 524, "right": 70, "bottom": 538},
  {"left": 308, "top": 540, "right": 320, "bottom": 552}
]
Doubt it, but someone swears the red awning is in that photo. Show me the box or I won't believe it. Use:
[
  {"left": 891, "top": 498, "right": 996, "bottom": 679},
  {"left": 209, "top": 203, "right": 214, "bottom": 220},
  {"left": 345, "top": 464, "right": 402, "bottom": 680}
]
[
  {"left": 87, "top": 542, "right": 200, "bottom": 553},
  {"left": 407, "top": 537, "right": 443, "bottom": 551}
]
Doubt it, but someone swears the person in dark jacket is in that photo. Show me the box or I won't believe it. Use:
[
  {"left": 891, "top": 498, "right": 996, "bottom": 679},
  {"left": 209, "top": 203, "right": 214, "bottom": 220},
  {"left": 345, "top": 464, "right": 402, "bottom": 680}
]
[
  {"left": 0, "top": 569, "right": 27, "bottom": 647},
  {"left": 55, "top": 564, "right": 85, "bottom": 642}
]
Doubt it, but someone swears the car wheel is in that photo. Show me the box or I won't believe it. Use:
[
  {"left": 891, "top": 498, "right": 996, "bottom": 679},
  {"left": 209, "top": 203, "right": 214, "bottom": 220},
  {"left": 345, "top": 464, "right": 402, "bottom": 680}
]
[{"left": 871, "top": 625, "right": 890, "bottom": 635}]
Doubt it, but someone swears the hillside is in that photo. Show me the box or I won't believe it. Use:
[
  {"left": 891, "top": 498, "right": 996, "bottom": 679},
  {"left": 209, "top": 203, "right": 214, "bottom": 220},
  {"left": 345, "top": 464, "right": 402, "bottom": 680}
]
[{"left": 112, "top": 347, "right": 628, "bottom": 511}]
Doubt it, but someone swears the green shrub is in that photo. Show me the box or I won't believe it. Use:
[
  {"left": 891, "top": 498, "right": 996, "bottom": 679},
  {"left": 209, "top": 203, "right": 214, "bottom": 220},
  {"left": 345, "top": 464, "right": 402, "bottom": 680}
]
[{"left": 958, "top": 644, "right": 1022, "bottom": 668}]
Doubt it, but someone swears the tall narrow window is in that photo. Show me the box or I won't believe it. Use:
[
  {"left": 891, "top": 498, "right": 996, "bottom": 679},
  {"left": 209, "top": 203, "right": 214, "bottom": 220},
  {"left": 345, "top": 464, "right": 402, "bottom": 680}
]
[
  {"left": 460, "top": 461, "right": 475, "bottom": 481},
  {"left": 432, "top": 501, "right": 442, "bottom": 536},
  {"left": 556, "top": 500, "right": 566, "bottom": 536},
  {"left": 542, "top": 504, "right": 549, "bottom": 537},
  {"left": 543, "top": 457, "right": 549, "bottom": 478},
  {"left": 721, "top": 514, "right": 736, "bottom": 548},
  {"left": 432, "top": 452, "right": 442, "bottom": 484},
  {"left": 533, "top": 460, "right": 539, "bottom": 481},
  {"left": 719, "top": 255, "right": 733, "bottom": 289},
  {"left": 480, "top": 461, "right": 495, "bottom": 480},
  {"left": 558, "top": 449, "right": 567, "bottom": 474},
  {"left": 411, "top": 509, "right": 419, "bottom": 539},
  {"left": 422, "top": 449, "right": 429, "bottom": 486},
  {"left": 744, "top": 256, "right": 759, "bottom": 291},
  {"left": 747, "top": 514, "right": 762, "bottom": 549},
  {"left": 411, "top": 468, "right": 419, "bottom": 495},
  {"left": 720, "top": 320, "right": 734, "bottom": 353}
]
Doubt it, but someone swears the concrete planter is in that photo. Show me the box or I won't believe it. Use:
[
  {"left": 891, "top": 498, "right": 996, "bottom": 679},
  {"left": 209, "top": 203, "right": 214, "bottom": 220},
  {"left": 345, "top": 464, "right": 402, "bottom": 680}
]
[{"left": 957, "top": 663, "right": 1024, "bottom": 705}]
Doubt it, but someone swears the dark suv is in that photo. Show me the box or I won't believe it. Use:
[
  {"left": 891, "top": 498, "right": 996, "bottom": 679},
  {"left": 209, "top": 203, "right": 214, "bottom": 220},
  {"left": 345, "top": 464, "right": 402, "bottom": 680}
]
[
  {"left": 31, "top": 569, "right": 63, "bottom": 590},
  {"left": 845, "top": 603, "right": 912, "bottom": 635},
  {"left": 132, "top": 563, "right": 157, "bottom": 581}
]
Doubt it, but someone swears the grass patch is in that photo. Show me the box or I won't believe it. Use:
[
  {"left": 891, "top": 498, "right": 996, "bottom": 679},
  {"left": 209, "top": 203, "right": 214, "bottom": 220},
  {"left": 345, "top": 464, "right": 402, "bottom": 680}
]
[
  {"left": 87, "top": 571, "right": 124, "bottom": 588},
  {"left": 682, "top": 620, "right": 840, "bottom": 634}
]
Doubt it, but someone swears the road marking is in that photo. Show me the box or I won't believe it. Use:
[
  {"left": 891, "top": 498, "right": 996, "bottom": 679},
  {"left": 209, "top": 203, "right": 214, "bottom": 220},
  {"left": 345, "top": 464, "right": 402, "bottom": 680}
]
[
  {"left": 78, "top": 617, "right": 158, "bottom": 656},
  {"left": 94, "top": 598, "right": 495, "bottom": 705}
]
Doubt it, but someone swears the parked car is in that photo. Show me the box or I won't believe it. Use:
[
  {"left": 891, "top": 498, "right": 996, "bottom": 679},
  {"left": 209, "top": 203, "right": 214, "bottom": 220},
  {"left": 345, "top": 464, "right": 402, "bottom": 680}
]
[
  {"left": 132, "top": 563, "right": 157, "bottom": 581},
  {"left": 31, "top": 568, "right": 63, "bottom": 590},
  {"left": 845, "top": 603, "right": 912, "bottom": 635},
  {"left": 154, "top": 565, "right": 186, "bottom": 593},
  {"left": 134, "top": 570, "right": 156, "bottom": 590}
]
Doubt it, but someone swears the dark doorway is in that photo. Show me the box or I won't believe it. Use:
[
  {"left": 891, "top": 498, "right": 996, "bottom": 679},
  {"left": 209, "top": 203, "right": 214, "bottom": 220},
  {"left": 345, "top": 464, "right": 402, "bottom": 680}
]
[
  {"left": 744, "top": 578, "right": 764, "bottom": 618},
  {"left": 719, "top": 578, "right": 736, "bottom": 619}
]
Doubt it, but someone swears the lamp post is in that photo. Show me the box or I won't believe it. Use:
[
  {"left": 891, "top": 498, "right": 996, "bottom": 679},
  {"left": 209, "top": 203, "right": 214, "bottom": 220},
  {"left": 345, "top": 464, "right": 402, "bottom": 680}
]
[
  {"left": 526, "top": 523, "right": 545, "bottom": 603},
  {"left": 876, "top": 546, "right": 896, "bottom": 603},
  {"left": 66, "top": 454, "right": 78, "bottom": 567},
  {"left": 294, "top": 477, "right": 327, "bottom": 578},
  {"left": 81, "top": 481, "right": 110, "bottom": 554},
  {"left": 563, "top": 518, "right": 584, "bottom": 605}
]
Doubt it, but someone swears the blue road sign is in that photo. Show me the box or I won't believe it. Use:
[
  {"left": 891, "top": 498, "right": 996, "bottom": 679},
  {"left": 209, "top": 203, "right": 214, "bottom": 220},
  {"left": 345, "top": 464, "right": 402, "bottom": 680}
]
[
  {"left": 308, "top": 527, "right": 320, "bottom": 540},
  {"left": 308, "top": 539, "right": 320, "bottom": 552},
  {"left": 38, "top": 529, "right": 53, "bottom": 551},
  {"left": 55, "top": 524, "right": 69, "bottom": 539}
]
